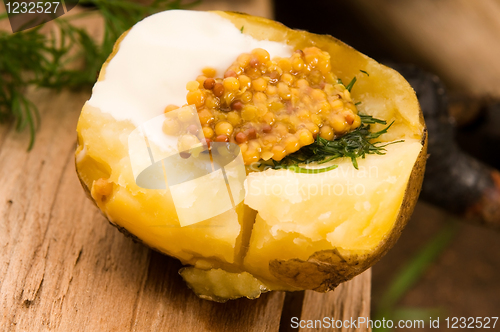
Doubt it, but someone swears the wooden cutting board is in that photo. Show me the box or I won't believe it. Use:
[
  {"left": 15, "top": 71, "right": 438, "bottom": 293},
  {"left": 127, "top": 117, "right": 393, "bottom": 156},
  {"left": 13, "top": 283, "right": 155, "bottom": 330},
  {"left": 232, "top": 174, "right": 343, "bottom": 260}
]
[{"left": 0, "top": 2, "right": 371, "bottom": 331}]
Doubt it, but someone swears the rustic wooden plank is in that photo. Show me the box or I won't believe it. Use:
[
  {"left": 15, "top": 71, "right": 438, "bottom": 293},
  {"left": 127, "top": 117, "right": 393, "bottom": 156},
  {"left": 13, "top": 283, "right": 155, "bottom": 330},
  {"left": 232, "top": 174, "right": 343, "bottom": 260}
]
[
  {"left": 0, "top": 88, "right": 149, "bottom": 331},
  {"left": 350, "top": 0, "right": 500, "bottom": 98},
  {"left": 130, "top": 252, "right": 285, "bottom": 332},
  {"left": 299, "top": 270, "right": 371, "bottom": 332}
]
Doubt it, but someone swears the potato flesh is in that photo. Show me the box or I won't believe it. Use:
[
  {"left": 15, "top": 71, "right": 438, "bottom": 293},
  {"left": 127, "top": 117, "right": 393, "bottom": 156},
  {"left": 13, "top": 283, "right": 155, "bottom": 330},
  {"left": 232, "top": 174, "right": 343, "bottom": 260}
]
[
  {"left": 77, "top": 105, "right": 241, "bottom": 266},
  {"left": 77, "top": 101, "right": 421, "bottom": 289},
  {"left": 179, "top": 268, "right": 268, "bottom": 302},
  {"left": 243, "top": 141, "right": 422, "bottom": 284}
]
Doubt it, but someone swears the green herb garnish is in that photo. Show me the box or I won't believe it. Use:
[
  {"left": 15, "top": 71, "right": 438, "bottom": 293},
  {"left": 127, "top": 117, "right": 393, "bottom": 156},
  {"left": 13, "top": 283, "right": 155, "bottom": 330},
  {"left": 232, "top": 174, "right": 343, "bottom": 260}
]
[
  {"left": 345, "top": 77, "right": 357, "bottom": 92},
  {"left": 240, "top": 26, "right": 244, "bottom": 33},
  {"left": 0, "top": 0, "right": 197, "bottom": 150},
  {"left": 270, "top": 164, "right": 338, "bottom": 174},
  {"left": 263, "top": 114, "right": 404, "bottom": 172},
  {"left": 358, "top": 114, "right": 387, "bottom": 124},
  {"left": 360, "top": 70, "right": 369, "bottom": 76},
  {"left": 336, "top": 76, "right": 357, "bottom": 92}
]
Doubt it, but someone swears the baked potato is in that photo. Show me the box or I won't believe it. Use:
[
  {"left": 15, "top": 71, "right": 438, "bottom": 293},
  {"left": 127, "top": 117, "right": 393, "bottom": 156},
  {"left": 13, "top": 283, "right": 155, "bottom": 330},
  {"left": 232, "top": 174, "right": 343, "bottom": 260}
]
[{"left": 75, "top": 10, "right": 427, "bottom": 302}]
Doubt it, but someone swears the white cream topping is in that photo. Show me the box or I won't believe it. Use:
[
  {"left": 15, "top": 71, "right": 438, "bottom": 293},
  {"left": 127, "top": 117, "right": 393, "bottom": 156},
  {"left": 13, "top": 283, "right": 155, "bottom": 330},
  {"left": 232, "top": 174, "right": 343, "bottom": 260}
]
[{"left": 88, "top": 10, "right": 293, "bottom": 126}]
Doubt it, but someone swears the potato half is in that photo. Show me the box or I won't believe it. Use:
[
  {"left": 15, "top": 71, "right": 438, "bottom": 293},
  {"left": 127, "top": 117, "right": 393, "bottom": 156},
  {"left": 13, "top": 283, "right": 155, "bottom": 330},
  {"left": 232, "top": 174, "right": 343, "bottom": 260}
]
[{"left": 75, "top": 10, "right": 427, "bottom": 301}]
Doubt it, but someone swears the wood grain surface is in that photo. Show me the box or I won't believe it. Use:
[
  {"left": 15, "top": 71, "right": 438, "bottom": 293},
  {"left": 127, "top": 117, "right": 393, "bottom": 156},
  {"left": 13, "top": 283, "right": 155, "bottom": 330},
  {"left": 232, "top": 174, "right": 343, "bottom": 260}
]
[
  {"left": 300, "top": 270, "right": 371, "bottom": 332},
  {"left": 0, "top": 1, "right": 371, "bottom": 330}
]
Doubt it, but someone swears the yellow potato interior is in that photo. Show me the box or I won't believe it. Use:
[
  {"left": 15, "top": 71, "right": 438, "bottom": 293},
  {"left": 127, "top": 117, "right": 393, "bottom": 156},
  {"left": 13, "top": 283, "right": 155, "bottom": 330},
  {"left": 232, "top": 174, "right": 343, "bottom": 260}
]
[
  {"left": 243, "top": 141, "right": 422, "bottom": 284},
  {"left": 77, "top": 105, "right": 241, "bottom": 266}
]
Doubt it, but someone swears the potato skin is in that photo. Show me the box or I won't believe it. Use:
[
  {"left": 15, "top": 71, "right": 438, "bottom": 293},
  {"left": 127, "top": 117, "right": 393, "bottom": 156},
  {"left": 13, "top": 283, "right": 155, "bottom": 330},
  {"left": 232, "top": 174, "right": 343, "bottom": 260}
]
[{"left": 76, "top": 10, "right": 427, "bottom": 299}]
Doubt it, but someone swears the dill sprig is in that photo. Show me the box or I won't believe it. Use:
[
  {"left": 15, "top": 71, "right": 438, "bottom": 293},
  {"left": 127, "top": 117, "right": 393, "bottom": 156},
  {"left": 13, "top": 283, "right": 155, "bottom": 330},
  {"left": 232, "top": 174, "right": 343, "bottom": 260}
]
[
  {"left": 263, "top": 114, "right": 404, "bottom": 172},
  {"left": 336, "top": 76, "right": 357, "bottom": 92},
  {"left": 0, "top": 0, "right": 198, "bottom": 149}
]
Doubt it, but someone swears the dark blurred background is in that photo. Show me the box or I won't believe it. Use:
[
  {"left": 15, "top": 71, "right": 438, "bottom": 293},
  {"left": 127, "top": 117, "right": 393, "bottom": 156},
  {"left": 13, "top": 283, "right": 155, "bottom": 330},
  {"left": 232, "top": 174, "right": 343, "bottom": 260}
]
[{"left": 275, "top": 0, "right": 395, "bottom": 62}]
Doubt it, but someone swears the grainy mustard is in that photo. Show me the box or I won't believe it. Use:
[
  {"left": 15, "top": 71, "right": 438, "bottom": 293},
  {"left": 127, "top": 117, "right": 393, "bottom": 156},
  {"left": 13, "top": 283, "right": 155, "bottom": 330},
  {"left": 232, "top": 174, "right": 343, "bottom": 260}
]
[{"left": 163, "top": 47, "right": 361, "bottom": 165}]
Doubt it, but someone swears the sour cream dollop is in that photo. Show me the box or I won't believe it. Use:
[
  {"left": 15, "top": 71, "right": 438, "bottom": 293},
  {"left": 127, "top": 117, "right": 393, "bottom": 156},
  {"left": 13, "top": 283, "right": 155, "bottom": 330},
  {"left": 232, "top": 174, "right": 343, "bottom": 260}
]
[{"left": 88, "top": 10, "right": 293, "bottom": 126}]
